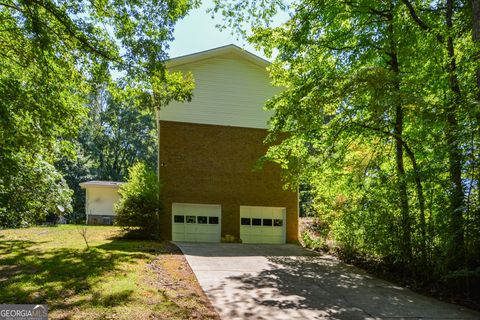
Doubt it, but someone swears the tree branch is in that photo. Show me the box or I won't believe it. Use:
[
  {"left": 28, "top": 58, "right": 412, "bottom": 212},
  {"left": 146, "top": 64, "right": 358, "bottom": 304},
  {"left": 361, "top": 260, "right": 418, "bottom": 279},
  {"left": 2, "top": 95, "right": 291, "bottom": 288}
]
[
  {"left": 400, "top": 0, "right": 431, "bottom": 31},
  {"left": 32, "top": 0, "right": 119, "bottom": 61},
  {"left": 400, "top": 0, "right": 444, "bottom": 43}
]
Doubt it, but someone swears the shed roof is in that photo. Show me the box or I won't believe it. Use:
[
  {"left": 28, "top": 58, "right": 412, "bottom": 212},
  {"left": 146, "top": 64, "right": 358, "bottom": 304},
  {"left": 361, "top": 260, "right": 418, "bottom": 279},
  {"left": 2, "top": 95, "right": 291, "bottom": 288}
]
[
  {"left": 79, "top": 181, "right": 123, "bottom": 189},
  {"left": 166, "top": 44, "right": 270, "bottom": 69}
]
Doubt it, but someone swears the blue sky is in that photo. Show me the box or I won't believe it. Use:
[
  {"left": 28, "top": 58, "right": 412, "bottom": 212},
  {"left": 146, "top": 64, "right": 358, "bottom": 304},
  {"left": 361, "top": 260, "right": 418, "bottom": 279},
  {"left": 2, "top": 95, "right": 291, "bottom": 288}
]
[{"left": 167, "top": 0, "right": 285, "bottom": 60}]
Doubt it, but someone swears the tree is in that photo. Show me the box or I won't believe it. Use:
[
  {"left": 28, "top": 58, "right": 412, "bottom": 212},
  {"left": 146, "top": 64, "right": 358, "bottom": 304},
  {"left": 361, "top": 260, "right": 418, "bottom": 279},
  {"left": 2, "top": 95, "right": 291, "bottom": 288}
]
[
  {"left": 0, "top": 0, "right": 198, "bottom": 226},
  {"left": 0, "top": 153, "right": 72, "bottom": 228},
  {"left": 80, "top": 83, "right": 158, "bottom": 181},
  {"left": 211, "top": 0, "right": 480, "bottom": 294},
  {"left": 55, "top": 147, "right": 93, "bottom": 223}
]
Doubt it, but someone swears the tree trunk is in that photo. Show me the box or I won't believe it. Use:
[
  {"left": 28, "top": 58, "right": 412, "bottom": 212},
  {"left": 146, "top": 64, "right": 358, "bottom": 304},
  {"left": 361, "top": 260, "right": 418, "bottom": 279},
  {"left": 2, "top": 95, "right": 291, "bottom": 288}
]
[
  {"left": 395, "top": 101, "right": 412, "bottom": 265},
  {"left": 404, "top": 144, "right": 428, "bottom": 267},
  {"left": 445, "top": 0, "right": 465, "bottom": 268},
  {"left": 473, "top": 0, "right": 480, "bottom": 101},
  {"left": 472, "top": 0, "right": 480, "bottom": 246},
  {"left": 388, "top": 5, "right": 412, "bottom": 266}
]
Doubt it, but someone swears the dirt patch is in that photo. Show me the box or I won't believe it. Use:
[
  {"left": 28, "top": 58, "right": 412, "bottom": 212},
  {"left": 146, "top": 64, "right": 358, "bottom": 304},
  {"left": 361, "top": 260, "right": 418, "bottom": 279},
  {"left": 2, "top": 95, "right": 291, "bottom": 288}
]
[{"left": 145, "top": 242, "right": 219, "bottom": 320}]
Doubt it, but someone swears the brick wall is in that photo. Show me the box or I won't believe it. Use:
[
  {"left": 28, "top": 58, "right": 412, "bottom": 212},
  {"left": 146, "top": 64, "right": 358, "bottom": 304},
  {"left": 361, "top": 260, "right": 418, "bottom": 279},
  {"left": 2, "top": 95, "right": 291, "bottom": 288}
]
[{"left": 159, "top": 120, "right": 298, "bottom": 242}]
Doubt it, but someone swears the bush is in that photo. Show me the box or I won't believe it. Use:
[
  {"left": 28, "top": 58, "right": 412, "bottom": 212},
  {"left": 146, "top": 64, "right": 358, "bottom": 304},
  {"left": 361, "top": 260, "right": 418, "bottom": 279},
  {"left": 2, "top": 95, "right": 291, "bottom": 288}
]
[
  {"left": 0, "top": 153, "right": 73, "bottom": 228},
  {"left": 114, "top": 162, "right": 162, "bottom": 239}
]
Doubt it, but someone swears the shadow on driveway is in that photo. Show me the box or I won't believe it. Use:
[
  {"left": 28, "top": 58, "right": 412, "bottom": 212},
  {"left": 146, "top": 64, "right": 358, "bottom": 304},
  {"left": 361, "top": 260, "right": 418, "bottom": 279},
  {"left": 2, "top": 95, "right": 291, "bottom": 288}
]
[{"left": 176, "top": 243, "right": 480, "bottom": 320}]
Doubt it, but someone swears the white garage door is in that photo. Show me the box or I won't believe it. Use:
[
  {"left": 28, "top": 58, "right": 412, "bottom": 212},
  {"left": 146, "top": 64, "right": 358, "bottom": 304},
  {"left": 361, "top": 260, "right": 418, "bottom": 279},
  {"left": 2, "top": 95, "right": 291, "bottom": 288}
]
[
  {"left": 172, "top": 203, "right": 221, "bottom": 242},
  {"left": 240, "top": 206, "right": 286, "bottom": 244}
]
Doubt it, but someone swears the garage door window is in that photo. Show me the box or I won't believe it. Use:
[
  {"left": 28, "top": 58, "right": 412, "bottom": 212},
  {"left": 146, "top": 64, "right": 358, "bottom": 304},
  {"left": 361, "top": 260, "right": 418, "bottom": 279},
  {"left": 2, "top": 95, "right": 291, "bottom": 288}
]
[
  {"left": 186, "top": 216, "right": 196, "bottom": 223},
  {"left": 252, "top": 218, "right": 262, "bottom": 226},
  {"left": 197, "top": 216, "right": 208, "bottom": 224},
  {"left": 241, "top": 218, "right": 251, "bottom": 225},
  {"left": 274, "top": 219, "right": 283, "bottom": 227},
  {"left": 174, "top": 215, "right": 185, "bottom": 223},
  {"left": 263, "top": 219, "right": 273, "bottom": 226},
  {"left": 209, "top": 216, "right": 219, "bottom": 224}
]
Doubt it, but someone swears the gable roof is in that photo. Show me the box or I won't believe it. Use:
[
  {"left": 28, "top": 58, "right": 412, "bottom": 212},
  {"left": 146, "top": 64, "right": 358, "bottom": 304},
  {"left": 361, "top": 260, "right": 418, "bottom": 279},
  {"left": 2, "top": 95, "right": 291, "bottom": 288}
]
[{"left": 167, "top": 44, "right": 270, "bottom": 69}]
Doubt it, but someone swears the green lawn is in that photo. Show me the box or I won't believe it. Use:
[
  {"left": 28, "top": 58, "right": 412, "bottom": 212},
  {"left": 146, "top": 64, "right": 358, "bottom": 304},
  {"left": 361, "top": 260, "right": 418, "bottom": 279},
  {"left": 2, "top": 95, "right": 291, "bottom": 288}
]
[{"left": 0, "top": 225, "right": 218, "bottom": 319}]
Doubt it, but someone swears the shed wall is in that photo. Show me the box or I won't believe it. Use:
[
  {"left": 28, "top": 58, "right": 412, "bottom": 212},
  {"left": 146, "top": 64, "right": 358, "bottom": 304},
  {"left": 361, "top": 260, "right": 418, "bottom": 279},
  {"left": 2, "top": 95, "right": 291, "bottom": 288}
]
[{"left": 86, "top": 187, "right": 120, "bottom": 217}]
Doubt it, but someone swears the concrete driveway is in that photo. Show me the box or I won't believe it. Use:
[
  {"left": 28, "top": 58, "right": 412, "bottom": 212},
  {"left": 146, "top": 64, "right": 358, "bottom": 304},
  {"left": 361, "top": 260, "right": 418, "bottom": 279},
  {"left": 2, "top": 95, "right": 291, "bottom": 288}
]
[{"left": 174, "top": 242, "right": 480, "bottom": 320}]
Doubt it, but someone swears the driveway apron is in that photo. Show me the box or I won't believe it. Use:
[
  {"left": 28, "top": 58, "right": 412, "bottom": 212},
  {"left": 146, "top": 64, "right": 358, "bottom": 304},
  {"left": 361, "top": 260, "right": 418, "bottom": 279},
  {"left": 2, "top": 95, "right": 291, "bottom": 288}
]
[{"left": 174, "top": 242, "right": 480, "bottom": 320}]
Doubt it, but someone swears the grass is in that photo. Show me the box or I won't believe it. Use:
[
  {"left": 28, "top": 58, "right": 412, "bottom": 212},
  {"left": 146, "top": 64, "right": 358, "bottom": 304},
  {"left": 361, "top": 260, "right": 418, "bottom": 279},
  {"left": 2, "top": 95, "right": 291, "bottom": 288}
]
[{"left": 0, "top": 225, "right": 219, "bottom": 319}]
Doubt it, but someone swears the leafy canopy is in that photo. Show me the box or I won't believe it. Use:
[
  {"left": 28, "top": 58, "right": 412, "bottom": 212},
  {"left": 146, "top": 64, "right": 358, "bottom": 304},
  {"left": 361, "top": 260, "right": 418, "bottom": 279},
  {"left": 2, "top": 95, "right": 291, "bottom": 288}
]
[
  {"left": 211, "top": 0, "right": 480, "bottom": 297},
  {"left": 0, "top": 0, "right": 198, "bottom": 226}
]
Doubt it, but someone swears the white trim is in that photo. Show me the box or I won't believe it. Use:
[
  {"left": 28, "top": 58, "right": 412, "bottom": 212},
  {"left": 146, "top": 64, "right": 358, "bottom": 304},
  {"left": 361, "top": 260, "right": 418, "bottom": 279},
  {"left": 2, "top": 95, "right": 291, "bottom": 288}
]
[
  {"left": 166, "top": 44, "right": 270, "bottom": 69},
  {"left": 80, "top": 181, "right": 123, "bottom": 189}
]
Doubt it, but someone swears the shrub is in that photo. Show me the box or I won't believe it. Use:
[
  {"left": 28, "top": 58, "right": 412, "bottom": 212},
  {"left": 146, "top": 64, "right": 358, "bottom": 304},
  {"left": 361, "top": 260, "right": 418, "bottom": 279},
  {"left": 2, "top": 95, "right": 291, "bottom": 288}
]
[
  {"left": 114, "top": 163, "right": 162, "bottom": 239},
  {"left": 0, "top": 153, "right": 73, "bottom": 228}
]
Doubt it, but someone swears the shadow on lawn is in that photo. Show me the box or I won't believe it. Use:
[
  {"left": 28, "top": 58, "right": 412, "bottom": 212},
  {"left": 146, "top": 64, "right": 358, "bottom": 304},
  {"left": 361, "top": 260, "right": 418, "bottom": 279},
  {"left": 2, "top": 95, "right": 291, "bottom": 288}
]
[{"left": 0, "top": 237, "right": 160, "bottom": 310}]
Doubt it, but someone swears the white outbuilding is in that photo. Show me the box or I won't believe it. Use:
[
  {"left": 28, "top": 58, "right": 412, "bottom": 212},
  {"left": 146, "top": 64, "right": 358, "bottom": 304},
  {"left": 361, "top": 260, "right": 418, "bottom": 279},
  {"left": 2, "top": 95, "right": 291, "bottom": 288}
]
[{"left": 79, "top": 181, "right": 123, "bottom": 225}]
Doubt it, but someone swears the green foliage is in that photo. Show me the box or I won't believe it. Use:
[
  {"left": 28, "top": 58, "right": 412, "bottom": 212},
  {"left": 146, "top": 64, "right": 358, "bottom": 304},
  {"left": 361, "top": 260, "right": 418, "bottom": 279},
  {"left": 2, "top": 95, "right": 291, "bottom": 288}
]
[
  {"left": 56, "top": 147, "right": 93, "bottom": 223},
  {"left": 0, "top": 153, "right": 72, "bottom": 228},
  {"left": 80, "top": 83, "right": 158, "bottom": 181},
  {"left": 150, "top": 71, "right": 196, "bottom": 110},
  {"left": 114, "top": 163, "right": 162, "bottom": 239},
  {"left": 302, "top": 232, "right": 324, "bottom": 251},
  {"left": 0, "top": 0, "right": 198, "bottom": 227},
  {"left": 212, "top": 0, "right": 480, "bottom": 298}
]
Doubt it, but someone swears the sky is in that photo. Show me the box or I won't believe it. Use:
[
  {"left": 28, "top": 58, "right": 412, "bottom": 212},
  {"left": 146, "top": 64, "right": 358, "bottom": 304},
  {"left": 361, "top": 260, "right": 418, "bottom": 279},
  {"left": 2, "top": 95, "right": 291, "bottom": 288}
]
[{"left": 167, "top": 0, "right": 284, "bottom": 61}]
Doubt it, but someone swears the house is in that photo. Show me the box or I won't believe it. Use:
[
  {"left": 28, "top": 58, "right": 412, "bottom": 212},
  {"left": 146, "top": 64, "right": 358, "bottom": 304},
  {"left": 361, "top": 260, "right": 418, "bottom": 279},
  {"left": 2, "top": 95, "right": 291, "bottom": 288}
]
[
  {"left": 159, "top": 44, "right": 299, "bottom": 244},
  {"left": 79, "top": 181, "right": 123, "bottom": 225}
]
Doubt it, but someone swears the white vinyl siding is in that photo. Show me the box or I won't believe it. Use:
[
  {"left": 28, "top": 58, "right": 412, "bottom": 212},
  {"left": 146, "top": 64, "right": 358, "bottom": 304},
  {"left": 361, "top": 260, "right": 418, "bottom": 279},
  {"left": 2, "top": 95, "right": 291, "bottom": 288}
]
[{"left": 161, "top": 54, "right": 280, "bottom": 129}]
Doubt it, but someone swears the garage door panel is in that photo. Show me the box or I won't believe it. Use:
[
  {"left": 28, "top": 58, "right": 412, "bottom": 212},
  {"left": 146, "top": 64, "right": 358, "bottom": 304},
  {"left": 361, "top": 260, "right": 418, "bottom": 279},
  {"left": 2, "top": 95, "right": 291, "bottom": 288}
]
[
  {"left": 204, "top": 225, "right": 218, "bottom": 233},
  {"left": 185, "top": 224, "right": 197, "bottom": 233},
  {"left": 243, "top": 234, "right": 263, "bottom": 243},
  {"left": 172, "top": 203, "right": 221, "bottom": 243},
  {"left": 240, "top": 206, "right": 286, "bottom": 244},
  {"left": 172, "top": 233, "right": 185, "bottom": 241},
  {"left": 185, "top": 233, "right": 197, "bottom": 242},
  {"left": 271, "top": 228, "right": 283, "bottom": 236},
  {"left": 174, "top": 224, "right": 186, "bottom": 233},
  {"left": 262, "top": 228, "right": 275, "bottom": 236}
]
